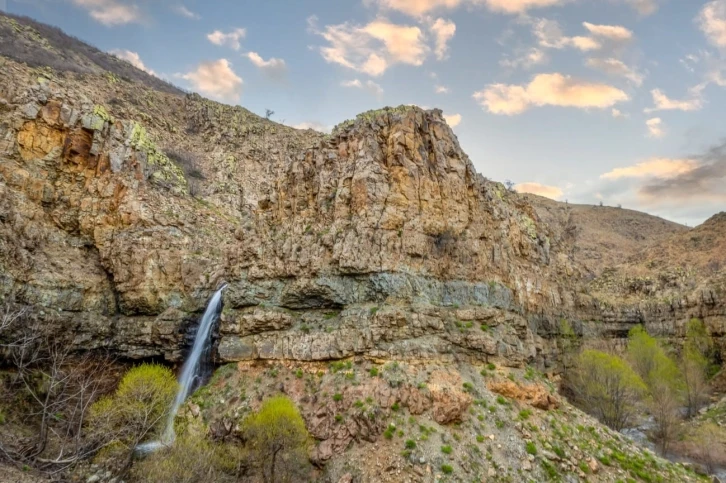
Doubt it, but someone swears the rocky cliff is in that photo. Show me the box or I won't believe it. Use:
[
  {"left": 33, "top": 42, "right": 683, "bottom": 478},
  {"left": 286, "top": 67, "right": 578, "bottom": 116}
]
[{"left": 0, "top": 13, "right": 724, "bottom": 370}]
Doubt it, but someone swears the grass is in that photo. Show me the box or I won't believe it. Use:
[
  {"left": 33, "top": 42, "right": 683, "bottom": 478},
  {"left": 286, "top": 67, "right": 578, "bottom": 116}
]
[
  {"left": 333, "top": 393, "right": 343, "bottom": 402},
  {"left": 487, "top": 363, "right": 496, "bottom": 370},
  {"left": 369, "top": 367, "right": 379, "bottom": 377},
  {"left": 441, "top": 464, "right": 453, "bottom": 475},
  {"left": 441, "top": 445, "right": 453, "bottom": 454},
  {"left": 463, "top": 382, "right": 474, "bottom": 393},
  {"left": 405, "top": 439, "right": 416, "bottom": 449},
  {"left": 496, "top": 395, "right": 509, "bottom": 405},
  {"left": 525, "top": 441, "right": 537, "bottom": 455},
  {"left": 518, "top": 409, "right": 533, "bottom": 420},
  {"left": 391, "top": 402, "right": 400, "bottom": 411}
]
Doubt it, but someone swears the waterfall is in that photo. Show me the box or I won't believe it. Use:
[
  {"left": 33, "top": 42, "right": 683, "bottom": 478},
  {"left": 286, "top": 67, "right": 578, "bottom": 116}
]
[{"left": 136, "top": 284, "right": 227, "bottom": 454}]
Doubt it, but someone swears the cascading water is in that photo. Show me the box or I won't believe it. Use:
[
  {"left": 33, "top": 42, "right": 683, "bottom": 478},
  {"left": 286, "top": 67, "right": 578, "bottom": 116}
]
[{"left": 136, "top": 284, "right": 227, "bottom": 454}]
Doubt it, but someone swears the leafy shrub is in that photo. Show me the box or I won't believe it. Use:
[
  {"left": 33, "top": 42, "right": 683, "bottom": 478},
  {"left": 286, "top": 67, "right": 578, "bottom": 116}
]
[
  {"left": 441, "top": 464, "right": 453, "bottom": 474},
  {"left": 391, "top": 402, "right": 400, "bottom": 411},
  {"left": 333, "top": 393, "right": 343, "bottom": 402},
  {"left": 405, "top": 439, "right": 416, "bottom": 449},
  {"left": 525, "top": 441, "right": 537, "bottom": 455},
  {"left": 369, "top": 367, "right": 379, "bottom": 377},
  {"left": 240, "top": 396, "right": 310, "bottom": 483},
  {"left": 487, "top": 363, "right": 496, "bottom": 370},
  {"left": 518, "top": 409, "right": 532, "bottom": 420},
  {"left": 441, "top": 445, "right": 453, "bottom": 454}
]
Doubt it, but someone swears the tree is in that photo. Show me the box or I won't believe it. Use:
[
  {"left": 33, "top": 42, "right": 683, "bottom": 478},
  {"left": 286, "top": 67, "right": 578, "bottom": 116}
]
[
  {"left": 570, "top": 350, "right": 646, "bottom": 430},
  {"left": 687, "top": 422, "right": 725, "bottom": 474},
  {"left": 681, "top": 318, "right": 712, "bottom": 417},
  {"left": 87, "top": 364, "right": 177, "bottom": 472},
  {"left": 557, "top": 319, "right": 577, "bottom": 379},
  {"left": 241, "top": 395, "right": 310, "bottom": 483},
  {"left": 627, "top": 326, "right": 684, "bottom": 453},
  {"left": 504, "top": 180, "right": 515, "bottom": 192}
]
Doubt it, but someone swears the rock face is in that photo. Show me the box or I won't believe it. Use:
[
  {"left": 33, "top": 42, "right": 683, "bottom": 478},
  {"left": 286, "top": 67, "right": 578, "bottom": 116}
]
[{"left": 0, "top": 18, "right": 724, "bottom": 366}]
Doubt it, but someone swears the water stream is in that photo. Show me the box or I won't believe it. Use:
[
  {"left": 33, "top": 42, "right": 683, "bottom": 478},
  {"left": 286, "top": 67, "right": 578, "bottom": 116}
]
[{"left": 136, "top": 284, "right": 227, "bottom": 454}]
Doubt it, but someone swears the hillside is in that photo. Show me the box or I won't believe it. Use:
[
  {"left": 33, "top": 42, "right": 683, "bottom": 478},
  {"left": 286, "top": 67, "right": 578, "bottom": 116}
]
[
  {"left": 0, "top": 12, "right": 724, "bottom": 483},
  {"left": 525, "top": 193, "right": 688, "bottom": 275}
]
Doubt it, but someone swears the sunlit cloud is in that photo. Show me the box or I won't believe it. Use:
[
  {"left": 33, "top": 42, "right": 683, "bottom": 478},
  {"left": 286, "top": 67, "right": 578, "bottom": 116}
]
[
  {"left": 644, "top": 88, "right": 702, "bottom": 112},
  {"left": 586, "top": 58, "right": 644, "bottom": 85},
  {"left": 429, "top": 18, "right": 456, "bottom": 60},
  {"left": 71, "top": 0, "right": 142, "bottom": 26},
  {"left": 109, "top": 49, "right": 155, "bottom": 76},
  {"left": 342, "top": 79, "right": 385, "bottom": 98},
  {"left": 443, "top": 113, "right": 461, "bottom": 126},
  {"left": 698, "top": 0, "right": 726, "bottom": 48},
  {"left": 172, "top": 5, "right": 200, "bottom": 19},
  {"left": 246, "top": 52, "right": 287, "bottom": 79},
  {"left": 181, "top": 59, "right": 243, "bottom": 103},
  {"left": 207, "top": 28, "right": 247, "bottom": 50},
  {"left": 473, "top": 73, "right": 628, "bottom": 115},
  {"left": 601, "top": 158, "right": 698, "bottom": 180},
  {"left": 645, "top": 118, "right": 664, "bottom": 138},
  {"left": 514, "top": 182, "right": 564, "bottom": 199}
]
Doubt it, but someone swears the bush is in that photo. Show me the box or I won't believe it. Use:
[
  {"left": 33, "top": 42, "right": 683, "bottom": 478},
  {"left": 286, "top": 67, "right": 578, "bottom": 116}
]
[
  {"left": 441, "top": 464, "right": 453, "bottom": 474},
  {"left": 441, "top": 445, "right": 452, "bottom": 454},
  {"left": 526, "top": 441, "right": 537, "bottom": 455},
  {"left": 240, "top": 396, "right": 310, "bottom": 483},
  {"left": 569, "top": 350, "right": 646, "bottom": 430},
  {"left": 333, "top": 393, "right": 343, "bottom": 402},
  {"left": 369, "top": 367, "right": 379, "bottom": 377},
  {"left": 88, "top": 363, "right": 178, "bottom": 465},
  {"left": 405, "top": 439, "right": 416, "bottom": 449},
  {"left": 130, "top": 431, "right": 239, "bottom": 483}
]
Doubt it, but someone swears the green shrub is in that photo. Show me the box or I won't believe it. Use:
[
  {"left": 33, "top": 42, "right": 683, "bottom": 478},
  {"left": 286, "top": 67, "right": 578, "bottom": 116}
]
[
  {"left": 391, "top": 402, "right": 400, "bottom": 411},
  {"left": 405, "top": 439, "right": 416, "bottom": 449},
  {"left": 369, "top": 367, "right": 379, "bottom": 377},
  {"left": 496, "top": 395, "right": 508, "bottom": 405},
  {"left": 476, "top": 435, "right": 484, "bottom": 443},
  {"left": 518, "top": 409, "right": 532, "bottom": 420},
  {"left": 487, "top": 363, "right": 496, "bottom": 370},
  {"left": 441, "top": 464, "right": 453, "bottom": 474},
  {"left": 88, "top": 363, "right": 177, "bottom": 458},
  {"left": 333, "top": 393, "right": 343, "bottom": 402},
  {"left": 369, "top": 306, "right": 379, "bottom": 316},
  {"left": 525, "top": 441, "right": 537, "bottom": 455},
  {"left": 480, "top": 324, "right": 489, "bottom": 331},
  {"left": 335, "top": 414, "right": 343, "bottom": 423},
  {"left": 463, "top": 382, "right": 474, "bottom": 392},
  {"left": 441, "top": 445, "right": 453, "bottom": 454},
  {"left": 295, "top": 369, "right": 303, "bottom": 379},
  {"left": 240, "top": 395, "right": 310, "bottom": 482}
]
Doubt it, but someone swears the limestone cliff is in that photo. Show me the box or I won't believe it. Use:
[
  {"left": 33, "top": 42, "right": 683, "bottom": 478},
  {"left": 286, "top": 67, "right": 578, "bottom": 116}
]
[{"left": 0, "top": 13, "right": 724, "bottom": 368}]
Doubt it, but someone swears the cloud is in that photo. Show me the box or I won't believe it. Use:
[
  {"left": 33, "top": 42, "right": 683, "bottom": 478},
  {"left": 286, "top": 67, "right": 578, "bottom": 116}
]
[
  {"left": 309, "top": 17, "right": 428, "bottom": 76},
  {"left": 500, "top": 48, "right": 547, "bottom": 70},
  {"left": 698, "top": 0, "right": 726, "bottom": 48},
  {"left": 341, "top": 79, "right": 385, "bottom": 97},
  {"left": 292, "top": 121, "right": 332, "bottom": 133},
  {"left": 109, "top": 49, "right": 155, "bottom": 75},
  {"left": 483, "top": 0, "right": 571, "bottom": 15},
  {"left": 586, "top": 58, "right": 644, "bottom": 85},
  {"left": 172, "top": 4, "right": 200, "bottom": 19},
  {"left": 443, "top": 113, "right": 461, "bottom": 126},
  {"left": 71, "top": 0, "right": 141, "bottom": 26},
  {"left": 429, "top": 18, "right": 456, "bottom": 60},
  {"left": 514, "top": 182, "right": 563, "bottom": 199},
  {"left": 207, "top": 28, "right": 247, "bottom": 50},
  {"left": 611, "top": 108, "right": 626, "bottom": 118},
  {"left": 638, "top": 143, "right": 726, "bottom": 203},
  {"left": 533, "top": 19, "right": 600, "bottom": 51},
  {"left": 435, "top": 85, "right": 450, "bottom": 93},
  {"left": 582, "top": 22, "right": 633, "bottom": 42},
  {"left": 645, "top": 88, "right": 702, "bottom": 112},
  {"left": 645, "top": 118, "right": 664, "bottom": 138},
  {"left": 246, "top": 52, "right": 287, "bottom": 79},
  {"left": 181, "top": 59, "right": 243, "bottom": 103},
  {"left": 368, "top": 0, "right": 569, "bottom": 16},
  {"left": 616, "top": 0, "right": 659, "bottom": 15},
  {"left": 601, "top": 158, "right": 698, "bottom": 180},
  {"left": 473, "top": 73, "right": 629, "bottom": 115}
]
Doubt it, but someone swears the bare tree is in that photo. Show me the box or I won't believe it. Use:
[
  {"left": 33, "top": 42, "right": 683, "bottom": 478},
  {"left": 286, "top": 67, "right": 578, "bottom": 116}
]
[{"left": 504, "top": 180, "right": 515, "bottom": 192}]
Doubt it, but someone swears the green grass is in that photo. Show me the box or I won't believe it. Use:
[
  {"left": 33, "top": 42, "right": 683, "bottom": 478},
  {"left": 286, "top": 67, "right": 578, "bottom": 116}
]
[
  {"left": 518, "top": 409, "right": 533, "bottom": 420},
  {"left": 405, "top": 439, "right": 416, "bottom": 449},
  {"left": 441, "top": 445, "right": 453, "bottom": 454},
  {"left": 487, "top": 363, "right": 496, "bottom": 370},
  {"left": 369, "top": 367, "right": 379, "bottom": 377},
  {"left": 525, "top": 441, "right": 537, "bottom": 455},
  {"left": 333, "top": 393, "right": 343, "bottom": 402},
  {"left": 391, "top": 402, "right": 400, "bottom": 411},
  {"left": 441, "top": 464, "right": 453, "bottom": 475}
]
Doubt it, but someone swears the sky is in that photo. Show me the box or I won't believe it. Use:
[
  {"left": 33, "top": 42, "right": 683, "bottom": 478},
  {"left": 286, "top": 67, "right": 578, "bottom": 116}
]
[{"left": 3, "top": 0, "right": 726, "bottom": 226}]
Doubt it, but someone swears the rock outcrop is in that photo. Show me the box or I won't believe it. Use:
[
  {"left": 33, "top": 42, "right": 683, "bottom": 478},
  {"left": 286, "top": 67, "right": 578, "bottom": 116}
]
[{"left": 1, "top": 12, "right": 724, "bottom": 367}]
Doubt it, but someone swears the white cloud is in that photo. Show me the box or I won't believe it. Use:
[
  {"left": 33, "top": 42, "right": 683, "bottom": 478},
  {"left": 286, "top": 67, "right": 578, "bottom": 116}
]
[
  {"left": 207, "top": 28, "right": 247, "bottom": 50},
  {"left": 483, "top": 0, "right": 571, "bottom": 15},
  {"left": 71, "top": 0, "right": 141, "bottom": 26},
  {"left": 172, "top": 5, "right": 200, "bottom": 19},
  {"left": 473, "top": 73, "right": 629, "bottom": 115},
  {"left": 435, "top": 85, "right": 450, "bottom": 93},
  {"left": 601, "top": 158, "right": 698, "bottom": 180},
  {"left": 582, "top": 22, "right": 633, "bottom": 42},
  {"left": 443, "top": 113, "right": 461, "bottom": 126},
  {"left": 246, "top": 52, "right": 287, "bottom": 79},
  {"left": 698, "top": 1, "right": 726, "bottom": 48},
  {"left": 533, "top": 19, "right": 600, "bottom": 51},
  {"left": 429, "top": 18, "right": 456, "bottom": 60},
  {"left": 309, "top": 17, "right": 428, "bottom": 76},
  {"left": 292, "top": 121, "right": 332, "bottom": 133},
  {"left": 341, "top": 79, "right": 385, "bottom": 97},
  {"left": 181, "top": 59, "right": 243, "bottom": 103},
  {"left": 645, "top": 88, "right": 702, "bottom": 112},
  {"left": 645, "top": 117, "right": 664, "bottom": 138},
  {"left": 109, "top": 49, "right": 155, "bottom": 76},
  {"left": 368, "top": 0, "right": 570, "bottom": 16},
  {"left": 586, "top": 58, "right": 644, "bottom": 85},
  {"left": 611, "top": 108, "right": 627, "bottom": 118},
  {"left": 514, "top": 182, "right": 563, "bottom": 199},
  {"left": 500, "top": 48, "right": 547, "bottom": 70}
]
